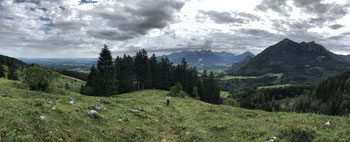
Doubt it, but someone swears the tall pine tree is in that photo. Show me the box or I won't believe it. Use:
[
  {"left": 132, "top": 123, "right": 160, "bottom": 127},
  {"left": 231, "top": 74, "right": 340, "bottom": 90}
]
[
  {"left": 159, "top": 57, "right": 172, "bottom": 90},
  {"left": 208, "top": 71, "right": 221, "bottom": 104},
  {"left": 115, "top": 54, "right": 135, "bottom": 93},
  {"left": 134, "top": 49, "right": 151, "bottom": 89},
  {"left": 85, "top": 45, "right": 118, "bottom": 96},
  {"left": 200, "top": 70, "right": 209, "bottom": 102},
  {"left": 149, "top": 54, "right": 161, "bottom": 89}
]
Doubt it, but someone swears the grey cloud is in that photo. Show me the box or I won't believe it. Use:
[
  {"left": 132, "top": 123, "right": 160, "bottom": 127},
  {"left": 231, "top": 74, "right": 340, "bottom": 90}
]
[
  {"left": 328, "top": 32, "right": 350, "bottom": 40},
  {"left": 197, "top": 10, "right": 260, "bottom": 24},
  {"left": 90, "top": 0, "right": 184, "bottom": 40},
  {"left": 257, "top": 0, "right": 349, "bottom": 25},
  {"left": 293, "top": 0, "right": 349, "bottom": 24},
  {"left": 55, "top": 21, "right": 85, "bottom": 32},
  {"left": 88, "top": 30, "right": 136, "bottom": 41},
  {"left": 329, "top": 24, "right": 344, "bottom": 30},
  {"left": 255, "top": 0, "right": 292, "bottom": 16}
]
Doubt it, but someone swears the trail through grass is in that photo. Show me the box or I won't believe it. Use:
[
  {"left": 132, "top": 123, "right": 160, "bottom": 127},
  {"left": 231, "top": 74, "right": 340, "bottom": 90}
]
[{"left": 1, "top": 78, "right": 350, "bottom": 141}]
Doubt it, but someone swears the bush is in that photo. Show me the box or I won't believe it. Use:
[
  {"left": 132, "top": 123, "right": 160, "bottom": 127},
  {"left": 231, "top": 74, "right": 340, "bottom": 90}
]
[
  {"left": 168, "top": 83, "right": 187, "bottom": 97},
  {"left": 22, "top": 66, "right": 60, "bottom": 92},
  {"left": 80, "top": 86, "right": 94, "bottom": 96},
  {"left": 278, "top": 126, "right": 315, "bottom": 142},
  {"left": 223, "top": 98, "right": 240, "bottom": 107}
]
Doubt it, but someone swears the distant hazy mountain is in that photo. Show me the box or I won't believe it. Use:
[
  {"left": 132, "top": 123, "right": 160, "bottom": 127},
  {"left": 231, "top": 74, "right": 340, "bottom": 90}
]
[
  {"left": 160, "top": 50, "right": 255, "bottom": 66},
  {"left": 226, "top": 55, "right": 254, "bottom": 74},
  {"left": 234, "top": 38, "right": 350, "bottom": 83}
]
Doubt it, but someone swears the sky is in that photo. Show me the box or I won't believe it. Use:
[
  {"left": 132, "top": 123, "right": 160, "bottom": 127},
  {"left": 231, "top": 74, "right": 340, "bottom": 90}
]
[{"left": 0, "top": 0, "right": 350, "bottom": 58}]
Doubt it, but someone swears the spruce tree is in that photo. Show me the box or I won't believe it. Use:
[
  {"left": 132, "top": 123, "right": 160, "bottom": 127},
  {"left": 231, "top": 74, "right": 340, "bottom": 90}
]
[
  {"left": 134, "top": 49, "right": 151, "bottom": 89},
  {"left": 159, "top": 57, "right": 172, "bottom": 90},
  {"left": 86, "top": 65, "right": 97, "bottom": 88},
  {"left": 94, "top": 45, "right": 118, "bottom": 96},
  {"left": 200, "top": 70, "right": 209, "bottom": 102},
  {"left": 0, "top": 65, "right": 5, "bottom": 78},
  {"left": 208, "top": 71, "right": 221, "bottom": 104},
  {"left": 115, "top": 55, "right": 135, "bottom": 93},
  {"left": 149, "top": 54, "right": 161, "bottom": 89}
]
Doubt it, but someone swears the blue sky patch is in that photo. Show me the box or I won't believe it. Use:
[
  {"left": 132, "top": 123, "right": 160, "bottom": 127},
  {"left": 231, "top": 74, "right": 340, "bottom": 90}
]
[
  {"left": 14, "top": 0, "right": 40, "bottom": 4},
  {"left": 80, "top": 0, "right": 97, "bottom": 5}
]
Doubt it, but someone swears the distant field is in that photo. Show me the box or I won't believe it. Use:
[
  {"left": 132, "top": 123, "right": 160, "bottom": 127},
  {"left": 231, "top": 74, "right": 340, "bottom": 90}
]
[
  {"left": 222, "top": 75, "right": 257, "bottom": 80},
  {"left": 198, "top": 69, "right": 225, "bottom": 74},
  {"left": 220, "top": 91, "right": 231, "bottom": 98},
  {"left": 221, "top": 73, "right": 283, "bottom": 81},
  {"left": 258, "top": 84, "right": 297, "bottom": 89}
]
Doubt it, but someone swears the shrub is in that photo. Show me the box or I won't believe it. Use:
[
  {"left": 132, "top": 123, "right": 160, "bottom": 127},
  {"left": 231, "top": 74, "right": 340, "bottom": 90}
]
[
  {"left": 223, "top": 98, "right": 240, "bottom": 107},
  {"left": 278, "top": 126, "right": 315, "bottom": 142},
  {"left": 22, "top": 66, "right": 60, "bottom": 92},
  {"left": 168, "top": 83, "right": 187, "bottom": 97},
  {"left": 80, "top": 86, "right": 94, "bottom": 96}
]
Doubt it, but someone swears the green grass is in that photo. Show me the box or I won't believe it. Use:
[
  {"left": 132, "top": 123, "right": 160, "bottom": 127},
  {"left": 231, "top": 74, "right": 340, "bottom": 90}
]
[
  {"left": 221, "top": 73, "right": 283, "bottom": 81},
  {"left": 222, "top": 75, "right": 258, "bottom": 80},
  {"left": 258, "top": 84, "right": 297, "bottom": 89},
  {"left": 56, "top": 75, "right": 85, "bottom": 93},
  {"left": 1, "top": 78, "right": 350, "bottom": 141},
  {"left": 198, "top": 69, "right": 226, "bottom": 75}
]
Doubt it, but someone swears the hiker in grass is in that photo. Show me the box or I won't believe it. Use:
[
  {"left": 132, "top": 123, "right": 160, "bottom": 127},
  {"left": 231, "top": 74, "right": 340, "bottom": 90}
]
[{"left": 166, "top": 96, "right": 171, "bottom": 106}]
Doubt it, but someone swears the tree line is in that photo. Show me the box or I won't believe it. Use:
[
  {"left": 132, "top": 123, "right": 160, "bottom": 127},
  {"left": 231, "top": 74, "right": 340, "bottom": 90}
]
[
  {"left": 294, "top": 71, "right": 350, "bottom": 116},
  {"left": 81, "top": 45, "right": 221, "bottom": 104}
]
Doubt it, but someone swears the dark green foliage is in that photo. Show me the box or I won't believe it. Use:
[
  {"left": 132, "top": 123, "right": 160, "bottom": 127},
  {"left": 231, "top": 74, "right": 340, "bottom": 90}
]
[
  {"left": 83, "top": 45, "right": 118, "bottom": 96},
  {"left": 235, "top": 86, "right": 311, "bottom": 112},
  {"left": 294, "top": 72, "right": 350, "bottom": 115},
  {"left": 135, "top": 49, "right": 152, "bottom": 89},
  {"left": 7, "top": 65, "right": 18, "bottom": 80},
  {"left": 279, "top": 126, "right": 315, "bottom": 142},
  {"left": 0, "top": 54, "right": 27, "bottom": 68},
  {"left": 222, "top": 98, "right": 240, "bottom": 107},
  {"left": 0, "top": 65, "right": 5, "bottom": 78},
  {"left": 82, "top": 48, "right": 221, "bottom": 104},
  {"left": 65, "top": 83, "right": 70, "bottom": 90},
  {"left": 57, "top": 70, "right": 88, "bottom": 81},
  {"left": 149, "top": 54, "right": 161, "bottom": 89},
  {"left": 115, "top": 54, "right": 135, "bottom": 94},
  {"left": 200, "top": 71, "right": 222, "bottom": 104},
  {"left": 23, "top": 66, "right": 59, "bottom": 92},
  {"left": 200, "top": 70, "right": 209, "bottom": 102},
  {"left": 168, "top": 83, "right": 186, "bottom": 97},
  {"left": 159, "top": 57, "right": 172, "bottom": 90},
  {"left": 95, "top": 45, "right": 118, "bottom": 96}
]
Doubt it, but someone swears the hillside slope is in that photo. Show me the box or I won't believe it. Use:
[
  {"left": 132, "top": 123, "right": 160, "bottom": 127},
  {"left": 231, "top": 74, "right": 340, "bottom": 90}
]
[
  {"left": 1, "top": 78, "right": 350, "bottom": 141},
  {"left": 0, "top": 54, "right": 27, "bottom": 67}
]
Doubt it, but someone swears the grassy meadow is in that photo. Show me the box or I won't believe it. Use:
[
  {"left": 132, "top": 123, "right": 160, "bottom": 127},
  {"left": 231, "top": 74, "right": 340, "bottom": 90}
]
[{"left": 1, "top": 77, "right": 350, "bottom": 141}]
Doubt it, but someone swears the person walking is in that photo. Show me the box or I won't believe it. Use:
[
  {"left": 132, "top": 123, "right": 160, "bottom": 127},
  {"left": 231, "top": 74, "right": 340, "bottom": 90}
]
[{"left": 166, "top": 96, "right": 171, "bottom": 106}]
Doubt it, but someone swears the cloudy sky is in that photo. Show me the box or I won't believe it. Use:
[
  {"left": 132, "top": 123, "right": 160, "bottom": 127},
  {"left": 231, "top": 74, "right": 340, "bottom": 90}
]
[{"left": 1, "top": 0, "right": 350, "bottom": 58}]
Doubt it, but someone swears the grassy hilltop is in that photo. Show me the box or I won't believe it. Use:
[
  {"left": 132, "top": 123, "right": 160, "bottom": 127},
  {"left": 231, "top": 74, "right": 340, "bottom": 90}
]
[{"left": 1, "top": 78, "right": 350, "bottom": 142}]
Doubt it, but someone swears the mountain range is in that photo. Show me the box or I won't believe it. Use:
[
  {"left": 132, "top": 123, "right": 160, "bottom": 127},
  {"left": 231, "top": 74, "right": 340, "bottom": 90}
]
[
  {"left": 159, "top": 50, "right": 255, "bottom": 66},
  {"left": 230, "top": 38, "right": 350, "bottom": 83}
]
